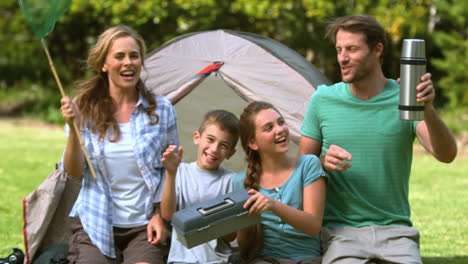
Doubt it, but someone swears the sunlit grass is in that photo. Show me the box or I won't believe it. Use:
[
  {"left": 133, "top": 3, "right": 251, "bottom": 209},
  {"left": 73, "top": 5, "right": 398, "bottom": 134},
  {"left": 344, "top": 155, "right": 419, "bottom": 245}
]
[
  {"left": 0, "top": 119, "right": 65, "bottom": 256},
  {"left": 410, "top": 154, "right": 468, "bottom": 263}
]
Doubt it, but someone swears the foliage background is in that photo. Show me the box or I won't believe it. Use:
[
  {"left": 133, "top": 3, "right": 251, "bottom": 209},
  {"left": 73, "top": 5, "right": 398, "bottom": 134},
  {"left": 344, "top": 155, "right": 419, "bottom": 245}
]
[{"left": 0, "top": 0, "right": 467, "bottom": 123}]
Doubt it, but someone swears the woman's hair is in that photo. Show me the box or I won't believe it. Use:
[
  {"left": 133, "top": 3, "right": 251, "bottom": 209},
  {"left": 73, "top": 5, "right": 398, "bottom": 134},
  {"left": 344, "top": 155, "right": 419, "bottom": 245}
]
[
  {"left": 239, "top": 101, "right": 282, "bottom": 190},
  {"left": 74, "top": 25, "right": 158, "bottom": 141}
]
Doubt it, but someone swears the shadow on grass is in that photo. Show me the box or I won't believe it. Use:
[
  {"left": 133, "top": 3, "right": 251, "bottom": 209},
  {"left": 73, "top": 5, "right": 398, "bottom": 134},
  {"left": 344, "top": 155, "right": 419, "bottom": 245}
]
[{"left": 422, "top": 256, "right": 468, "bottom": 264}]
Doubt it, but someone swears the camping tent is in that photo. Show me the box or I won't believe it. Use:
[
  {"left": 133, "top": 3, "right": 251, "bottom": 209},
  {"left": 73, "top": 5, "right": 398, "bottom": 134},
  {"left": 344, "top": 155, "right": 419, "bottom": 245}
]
[
  {"left": 23, "top": 29, "right": 329, "bottom": 264},
  {"left": 141, "top": 29, "right": 330, "bottom": 144}
]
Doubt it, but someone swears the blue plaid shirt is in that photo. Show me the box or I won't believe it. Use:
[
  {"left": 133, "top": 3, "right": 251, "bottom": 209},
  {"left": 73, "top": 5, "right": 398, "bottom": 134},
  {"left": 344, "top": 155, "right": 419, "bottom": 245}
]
[{"left": 60, "top": 94, "right": 179, "bottom": 258}]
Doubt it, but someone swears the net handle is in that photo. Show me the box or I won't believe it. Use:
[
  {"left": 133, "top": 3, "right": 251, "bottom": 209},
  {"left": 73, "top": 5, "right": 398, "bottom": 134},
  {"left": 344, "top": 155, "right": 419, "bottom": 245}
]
[{"left": 41, "top": 38, "right": 97, "bottom": 179}]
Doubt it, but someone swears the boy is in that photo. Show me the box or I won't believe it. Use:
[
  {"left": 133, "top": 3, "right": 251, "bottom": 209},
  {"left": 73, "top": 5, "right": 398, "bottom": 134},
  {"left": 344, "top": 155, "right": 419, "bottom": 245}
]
[{"left": 161, "top": 109, "right": 239, "bottom": 264}]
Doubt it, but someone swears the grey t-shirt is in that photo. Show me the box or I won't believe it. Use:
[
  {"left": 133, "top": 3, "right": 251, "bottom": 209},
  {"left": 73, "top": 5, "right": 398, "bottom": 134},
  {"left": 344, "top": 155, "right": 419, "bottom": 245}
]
[{"left": 168, "top": 162, "right": 235, "bottom": 264}]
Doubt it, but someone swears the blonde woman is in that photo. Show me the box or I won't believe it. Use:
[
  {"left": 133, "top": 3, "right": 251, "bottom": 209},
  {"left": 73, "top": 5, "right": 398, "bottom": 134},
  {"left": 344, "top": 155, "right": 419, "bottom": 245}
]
[{"left": 60, "top": 25, "right": 179, "bottom": 264}]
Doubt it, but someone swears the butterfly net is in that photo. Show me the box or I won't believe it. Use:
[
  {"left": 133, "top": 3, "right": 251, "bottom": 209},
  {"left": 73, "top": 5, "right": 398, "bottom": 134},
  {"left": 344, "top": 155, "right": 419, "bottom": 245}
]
[{"left": 18, "top": 0, "right": 72, "bottom": 38}]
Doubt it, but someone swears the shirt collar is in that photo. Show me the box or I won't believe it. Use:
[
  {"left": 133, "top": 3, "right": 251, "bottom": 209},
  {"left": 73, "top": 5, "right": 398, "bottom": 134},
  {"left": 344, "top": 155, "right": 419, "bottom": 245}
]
[{"left": 135, "top": 91, "right": 150, "bottom": 109}]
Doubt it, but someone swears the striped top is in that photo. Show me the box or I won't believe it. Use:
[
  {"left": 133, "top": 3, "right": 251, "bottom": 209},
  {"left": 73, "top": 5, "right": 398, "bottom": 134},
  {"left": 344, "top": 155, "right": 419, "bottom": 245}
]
[{"left": 301, "top": 79, "right": 419, "bottom": 227}]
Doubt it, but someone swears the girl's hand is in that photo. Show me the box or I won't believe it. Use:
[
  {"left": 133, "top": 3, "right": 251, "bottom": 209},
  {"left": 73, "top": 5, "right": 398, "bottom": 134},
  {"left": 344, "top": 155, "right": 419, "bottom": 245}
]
[{"left": 244, "top": 189, "right": 277, "bottom": 216}]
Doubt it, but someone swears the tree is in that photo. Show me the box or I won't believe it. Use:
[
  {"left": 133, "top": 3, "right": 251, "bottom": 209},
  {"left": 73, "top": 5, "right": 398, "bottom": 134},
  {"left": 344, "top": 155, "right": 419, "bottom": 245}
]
[
  {"left": 430, "top": 0, "right": 467, "bottom": 109},
  {"left": 1, "top": 0, "right": 466, "bottom": 118},
  {"left": 0, "top": 0, "right": 51, "bottom": 87}
]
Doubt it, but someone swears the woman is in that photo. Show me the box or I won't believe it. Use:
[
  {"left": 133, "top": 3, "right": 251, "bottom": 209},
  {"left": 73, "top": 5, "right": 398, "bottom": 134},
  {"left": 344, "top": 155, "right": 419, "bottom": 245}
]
[
  {"left": 233, "top": 101, "right": 327, "bottom": 264},
  {"left": 60, "top": 25, "right": 179, "bottom": 264}
]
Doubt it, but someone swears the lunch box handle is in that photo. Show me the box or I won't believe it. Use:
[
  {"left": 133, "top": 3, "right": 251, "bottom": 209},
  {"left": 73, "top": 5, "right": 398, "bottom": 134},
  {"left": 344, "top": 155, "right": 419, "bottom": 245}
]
[{"left": 197, "top": 198, "right": 235, "bottom": 216}]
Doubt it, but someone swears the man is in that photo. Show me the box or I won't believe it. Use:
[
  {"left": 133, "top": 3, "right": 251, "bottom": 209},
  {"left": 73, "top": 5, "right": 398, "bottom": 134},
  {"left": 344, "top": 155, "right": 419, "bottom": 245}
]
[{"left": 299, "top": 14, "right": 457, "bottom": 264}]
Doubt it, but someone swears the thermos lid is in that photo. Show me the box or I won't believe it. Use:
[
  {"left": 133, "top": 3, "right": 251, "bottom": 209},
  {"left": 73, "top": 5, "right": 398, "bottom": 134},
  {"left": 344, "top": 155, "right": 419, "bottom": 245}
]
[{"left": 401, "top": 39, "right": 425, "bottom": 58}]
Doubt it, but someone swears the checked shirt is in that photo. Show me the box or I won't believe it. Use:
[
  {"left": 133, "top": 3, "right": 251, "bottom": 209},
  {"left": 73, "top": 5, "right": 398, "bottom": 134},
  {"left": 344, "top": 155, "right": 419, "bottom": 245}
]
[{"left": 60, "top": 94, "right": 179, "bottom": 258}]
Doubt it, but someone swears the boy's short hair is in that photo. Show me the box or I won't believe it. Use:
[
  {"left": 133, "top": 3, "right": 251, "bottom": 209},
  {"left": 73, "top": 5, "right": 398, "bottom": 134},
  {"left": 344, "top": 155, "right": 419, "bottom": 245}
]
[{"left": 198, "top": 110, "right": 240, "bottom": 148}]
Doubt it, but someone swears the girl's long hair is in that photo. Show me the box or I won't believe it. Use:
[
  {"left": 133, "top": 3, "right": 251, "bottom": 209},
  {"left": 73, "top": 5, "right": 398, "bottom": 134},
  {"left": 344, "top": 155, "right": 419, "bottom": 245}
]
[
  {"left": 74, "top": 25, "right": 158, "bottom": 141},
  {"left": 239, "top": 101, "right": 281, "bottom": 190}
]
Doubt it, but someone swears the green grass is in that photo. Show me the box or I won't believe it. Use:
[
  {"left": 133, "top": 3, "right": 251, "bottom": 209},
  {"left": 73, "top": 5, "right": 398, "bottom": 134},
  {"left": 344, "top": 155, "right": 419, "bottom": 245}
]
[
  {"left": 0, "top": 119, "right": 466, "bottom": 262},
  {"left": 411, "top": 155, "right": 468, "bottom": 263},
  {"left": 0, "top": 119, "right": 65, "bottom": 256}
]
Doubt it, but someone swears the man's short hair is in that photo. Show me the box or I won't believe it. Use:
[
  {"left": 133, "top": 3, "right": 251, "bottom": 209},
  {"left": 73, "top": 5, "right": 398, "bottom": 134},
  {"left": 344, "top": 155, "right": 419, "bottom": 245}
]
[
  {"left": 198, "top": 110, "right": 240, "bottom": 148},
  {"left": 325, "top": 14, "right": 387, "bottom": 50}
]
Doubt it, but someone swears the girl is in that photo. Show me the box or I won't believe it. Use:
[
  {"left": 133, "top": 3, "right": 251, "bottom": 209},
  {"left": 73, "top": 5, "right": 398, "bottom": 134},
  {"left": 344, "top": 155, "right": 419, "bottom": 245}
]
[{"left": 233, "top": 101, "right": 326, "bottom": 264}]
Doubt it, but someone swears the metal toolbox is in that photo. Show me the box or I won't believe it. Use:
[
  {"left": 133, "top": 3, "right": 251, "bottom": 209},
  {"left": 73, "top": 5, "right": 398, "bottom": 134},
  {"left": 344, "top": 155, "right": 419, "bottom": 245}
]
[{"left": 171, "top": 190, "right": 260, "bottom": 249}]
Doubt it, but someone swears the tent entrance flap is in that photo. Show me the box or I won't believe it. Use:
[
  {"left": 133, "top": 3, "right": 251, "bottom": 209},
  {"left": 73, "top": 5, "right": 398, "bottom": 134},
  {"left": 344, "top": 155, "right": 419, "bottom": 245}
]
[{"left": 166, "top": 62, "right": 224, "bottom": 104}]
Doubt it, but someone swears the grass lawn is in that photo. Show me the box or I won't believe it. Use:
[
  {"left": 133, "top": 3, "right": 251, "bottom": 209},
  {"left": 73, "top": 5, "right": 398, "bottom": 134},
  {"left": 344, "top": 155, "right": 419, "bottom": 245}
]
[
  {"left": 0, "top": 119, "right": 66, "bottom": 257},
  {"left": 0, "top": 118, "right": 466, "bottom": 262},
  {"left": 411, "top": 154, "right": 468, "bottom": 264}
]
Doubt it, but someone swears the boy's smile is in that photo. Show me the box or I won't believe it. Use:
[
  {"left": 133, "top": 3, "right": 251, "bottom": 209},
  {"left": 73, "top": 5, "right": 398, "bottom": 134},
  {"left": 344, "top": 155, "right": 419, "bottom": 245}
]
[{"left": 194, "top": 124, "right": 236, "bottom": 171}]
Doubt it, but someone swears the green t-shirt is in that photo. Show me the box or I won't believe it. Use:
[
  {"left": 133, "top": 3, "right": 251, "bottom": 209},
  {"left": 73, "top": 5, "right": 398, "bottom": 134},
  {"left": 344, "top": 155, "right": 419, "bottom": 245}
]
[{"left": 300, "top": 79, "right": 419, "bottom": 227}]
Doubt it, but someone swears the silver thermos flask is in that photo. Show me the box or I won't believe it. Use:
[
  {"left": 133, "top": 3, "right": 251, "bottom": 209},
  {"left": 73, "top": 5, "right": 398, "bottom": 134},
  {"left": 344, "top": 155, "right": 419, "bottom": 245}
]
[{"left": 399, "top": 39, "right": 426, "bottom": 120}]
